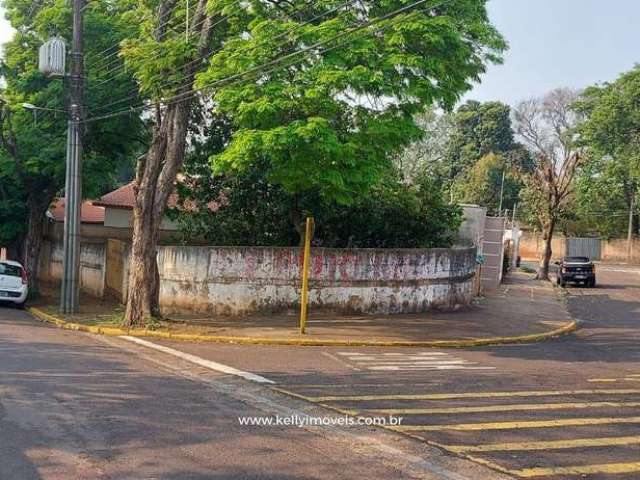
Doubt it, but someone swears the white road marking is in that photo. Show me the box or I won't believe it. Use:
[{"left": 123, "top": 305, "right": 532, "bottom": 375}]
[
  {"left": 336, "top": 351, "right": 495, "bottom": 371},
  {"left": 119, "top": 336, "right": 275, "bottom": 384},
  {"left": 368, "top": 365, "right": 495, "bottom": 371},
  {"left": 321, "top": 351, "right": 362, "bottom": 371}
]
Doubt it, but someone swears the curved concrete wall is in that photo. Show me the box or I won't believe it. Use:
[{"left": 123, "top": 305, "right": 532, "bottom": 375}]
[{"left": 157, "top": 246, "right": 477, "bottom": 316}]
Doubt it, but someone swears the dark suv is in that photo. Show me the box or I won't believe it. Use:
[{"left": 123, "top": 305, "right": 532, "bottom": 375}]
[{"left": 555, "top": 256, "right": 596, "bottom": 287}]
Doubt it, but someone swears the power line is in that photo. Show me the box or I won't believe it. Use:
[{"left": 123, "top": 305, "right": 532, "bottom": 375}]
[
  {"left": 91, "top": 0, "right": 362, "bottom": 115},
  {"left": 83, "top": 0, "right": 447, "bottom": 124},
  {"left": 88, "top": 9, "right": 227, "bottom": 93},
  {"left": 87, "top": 1, "right": 240, "bottom": 74}
]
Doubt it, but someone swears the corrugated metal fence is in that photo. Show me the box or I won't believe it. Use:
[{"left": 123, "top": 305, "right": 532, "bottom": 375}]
[{"left": 565, "top": 237, "right": 602, "bottom": 260}]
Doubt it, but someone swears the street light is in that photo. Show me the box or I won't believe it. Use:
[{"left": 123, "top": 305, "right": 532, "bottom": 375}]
[
  {"left": 22, "top": 103, "right": 66, "bottom": 113},
  {"left": 22, "top": 103, "right": 66, "bottom": 125}
]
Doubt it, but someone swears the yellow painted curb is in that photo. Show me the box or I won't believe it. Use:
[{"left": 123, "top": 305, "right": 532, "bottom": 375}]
[{"left": 27, "top": 307, "right": 577, "bottom": 348}]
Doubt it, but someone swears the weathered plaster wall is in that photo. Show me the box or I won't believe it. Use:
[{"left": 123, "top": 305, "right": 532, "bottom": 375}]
[
  {"left": 157, "top": 246, "right": 477, "bottom": 316},
  {"left": 40, "top": 239, "right": 106, "bottom": 298},
  {"left": 520, "top": 231, "right": 640, "bottom": 263}
]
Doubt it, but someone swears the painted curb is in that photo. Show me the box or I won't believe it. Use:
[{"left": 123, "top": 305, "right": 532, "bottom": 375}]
[{"left": 27, "top": 307, "right": 578, "bottom": 348}]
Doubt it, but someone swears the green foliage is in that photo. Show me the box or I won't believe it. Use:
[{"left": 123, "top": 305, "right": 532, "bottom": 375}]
[
  {"left": 453, "top": 152, "right": 522, "bottom": 214},
  {"left": 572, "top": 65, "right": 640, "bottom": 237},
  {"left": 173, "top": 165, "right": 462, "bottom": 249},
  {"left": 197, "top": 0, "right": 506, "bottom": 205},
  {"left": 309, "top": 176, "right": 463, "bottom": 248},
  {"left": 443, "top": 100, "right": 524, "bottom": 181},
  {"left": 0, "top": 0, "right": 146, "bottom": 250},
  {"left": 395, "top": 109, "right": 454, "bottom": 185}
]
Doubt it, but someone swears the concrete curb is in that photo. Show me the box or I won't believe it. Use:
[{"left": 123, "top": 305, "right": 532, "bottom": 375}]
[{"left": 27, "top": 307, "right": 578, "bottom": 348}]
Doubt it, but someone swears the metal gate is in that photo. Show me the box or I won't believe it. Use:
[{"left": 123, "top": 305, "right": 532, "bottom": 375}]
[{"left": 565, "top": 237, "right": 602, "bottom": 260}]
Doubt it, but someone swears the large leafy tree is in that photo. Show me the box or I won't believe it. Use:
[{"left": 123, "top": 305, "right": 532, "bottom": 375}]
[
  {"left": 0, "top": 0, "right": 143, "bottom": 287},
  {"left": 574, "top": 66, "right": 640, "bottom": 245},
  {"left": 115, "top": 0, "right": 506, "bottom": 326},
  {"left": 198, "top": 0, "right": 506, "bottom": 237},
  {"left": 395, "top": 108, "right": 454, "bottom": 186},
  {"left": 443, "top": 100, "right": 523, "bottom": 182},
  {"left": 452, "top": 152, "right": 521, "bottom": 214}
]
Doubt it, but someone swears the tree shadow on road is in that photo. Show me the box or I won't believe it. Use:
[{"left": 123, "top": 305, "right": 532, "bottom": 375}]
[{"left": 0, "top": 310, "right": 403, "bottom": 480}]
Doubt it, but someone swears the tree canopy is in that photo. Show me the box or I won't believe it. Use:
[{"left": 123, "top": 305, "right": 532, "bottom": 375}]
[
  {"left": 572, "top": 65, "right": 640, "bottom": 237},
  {"left": 196, "top": 0, "right": 506, "bottom": 206},
  {"left": 0, "top": 0, "right": 145, "bottom": 273}
]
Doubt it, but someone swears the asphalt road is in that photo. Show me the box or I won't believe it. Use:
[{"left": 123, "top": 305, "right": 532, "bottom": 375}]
[
  {"left": 151, "top": 264, "right": 640, "bottom": 479},
  {"left": 1, "top": 264, "right": 638, "bottom": 479},
  {"left": 0, "top": 303, "right": 507, "bottom": 479}
]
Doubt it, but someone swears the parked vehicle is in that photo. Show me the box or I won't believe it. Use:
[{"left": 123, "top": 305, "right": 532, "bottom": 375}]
[
  {"left": 555, "top": 256, "right": 596, "bottom": 287},
  {"left": 0, "top": 260, "right": 28, "bottom": 308}
]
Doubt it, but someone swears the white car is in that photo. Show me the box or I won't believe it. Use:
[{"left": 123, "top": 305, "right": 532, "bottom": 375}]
[{"left": 0, "top": 260, "right": 28, "bottom": 308}]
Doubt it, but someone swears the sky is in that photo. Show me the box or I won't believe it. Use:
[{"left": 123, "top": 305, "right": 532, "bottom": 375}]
[
  {"left": 464, "top": 0, "right": 640, "bottom": 105},
  {"left": 0, "top": 1, "right": 639, "bottom": 106}
]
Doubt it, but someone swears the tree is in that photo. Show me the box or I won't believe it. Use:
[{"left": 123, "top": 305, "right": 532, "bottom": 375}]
[
  {"left": 453, "top": 152, "right": 521, "bottom": 214},
  {"left": 574, "top": 66, "right": 640, "bottom": 253},
  {"left": 444, "top": 100, "right": 522, "bottom": 181},
  {"left": 118, "top": 0, "right": 506, "bottom": 325},
  {"left": 513, "top": 88, "right": 583, "bottom": 280},
  {"left": 172, "top": 164, "right": 462, "bottom": 248},
  {"left": 395, "top": 109, "right": 454, "bottom": 185},
  {"left": 118, "top": 0, "right": 219, "bottom": 325},
  {"left": 0, "top": 0, "right": 143, "bottom": 288}
]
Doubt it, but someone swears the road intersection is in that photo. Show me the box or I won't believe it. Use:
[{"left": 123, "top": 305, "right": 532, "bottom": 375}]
[{"left": 1, "top": 264, "right": 638, "bottom": 479}]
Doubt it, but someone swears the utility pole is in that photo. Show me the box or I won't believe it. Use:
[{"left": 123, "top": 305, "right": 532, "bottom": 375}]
[
  {"left": 498, "top": 169, "right": 505, "bottom": 216},
  {"left": 60, "top": 0, "right": 85, "bottom": 313},
  {"left": 628, "top": 190, "right": 636, "bottom": 262},
  {"left": 511, "top": 203, "right": 519, "bottom": 271}
]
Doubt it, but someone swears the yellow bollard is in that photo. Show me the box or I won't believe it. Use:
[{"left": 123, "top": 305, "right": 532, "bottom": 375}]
[{"left": 300, "top": 217, "right": 314, "bottom": 335}]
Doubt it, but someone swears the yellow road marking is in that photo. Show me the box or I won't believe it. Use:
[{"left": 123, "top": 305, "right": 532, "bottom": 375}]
[
  {"left": 514, "top": 462, "right": 640, "bottom": 478},
  {"left": 587, "top": 378, "right": 617, "bottom": 383},
  {"left": 446, "top": 435, "right": 640, "bottom": 453},
  {"left": 627, "top": 374, "right": 640, "bottom": 378},
  {"left": 306, "top": 388, "right": 640, "bottom": 402},
  {"left": 390, "top": 416, "right": 640, "bottom": 431},
  {"left": 349, "top": 401, "right": 640, "bottom": 415}
]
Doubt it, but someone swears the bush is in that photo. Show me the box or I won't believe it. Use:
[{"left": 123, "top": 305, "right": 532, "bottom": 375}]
[{"left": 172, "top": 168, "right": 461, "bottom": 249}]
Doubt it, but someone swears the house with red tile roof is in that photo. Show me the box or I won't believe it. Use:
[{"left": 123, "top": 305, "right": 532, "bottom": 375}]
[
  {"left": 48, "top": 198, "right": 105, "bottom": 225},
  {"left": 92, "top": 182, "right": 179, "bottom": 232}
]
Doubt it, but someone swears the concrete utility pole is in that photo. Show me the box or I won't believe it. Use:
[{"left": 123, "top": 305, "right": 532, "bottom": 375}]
[
  {"left": 498, "top": 169, "right": 505, "bottom": 215},
  {"left": 60, "top": 0, "right": 85, "bottom": 313},
  {"left": 628, "top": 191, "right": 636, "bottom": 262}
]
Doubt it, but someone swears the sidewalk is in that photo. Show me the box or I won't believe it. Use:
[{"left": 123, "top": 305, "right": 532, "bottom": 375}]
[{"left": 30, "top": 271, "right": 576, "bottom": 346}]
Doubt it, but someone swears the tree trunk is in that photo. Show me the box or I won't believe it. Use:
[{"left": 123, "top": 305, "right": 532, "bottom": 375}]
[
  {"left": 122, "top": 0, "right": 214, "bottom": 327},
  {"left": 536, "top": 219, "right": 556, "bottom": 281},
  {"left": 123, "top": 106, "right": 190, "bottom": 327},
  {"left": 22, "top": 194, "right": 51, "bottom": 292},
  {"left": 123, "top": 190, "right": 161, "bottom": 326},
  {"left": 291, "top": 194, "right": 306, "bottom": 246}
]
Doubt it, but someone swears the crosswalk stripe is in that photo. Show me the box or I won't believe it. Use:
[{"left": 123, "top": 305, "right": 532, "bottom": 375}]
[
  {"left": 445, "top": 435, "right": 640, "bottom": 453},
  {"left": 514, "top": 462, "right": 640, "bottom": 478},
  {"left": 349, "top": 401, "right": 640, "bottom": 415},
  {"left": 348, "top": 356, "right": 452, "bottom": 361},
  {"left": 350, "top": 360, "right": 470, "bottom": 365},
  {"left": 307, "top": 388, "right": 640, "bottom": 402},
  {"left": 335, "top": 351, "right": 493, "bottom": 371},
  {"left": 367, "top": 365, "right": 495, "bottom": 371},
  {"left": 390, "top": 416, "right": 640, "bottom": 431},
  {"left": 337, "top": 352, "right": 449, "bottom": 356}
]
